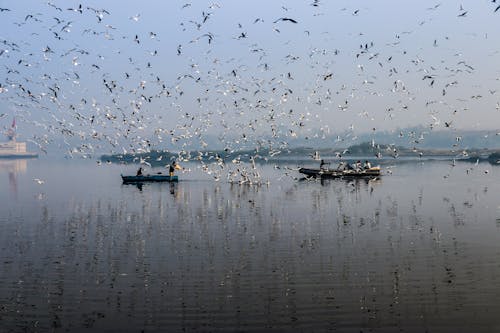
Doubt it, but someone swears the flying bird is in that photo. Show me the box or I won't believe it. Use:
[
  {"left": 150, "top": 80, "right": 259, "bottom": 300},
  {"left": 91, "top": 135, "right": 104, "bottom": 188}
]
[
  {"left": 427, "top": 3, "right": 441, "bottom": 10},
  {"left": 273, "top": 17, "right": 298, "bottom": 24},
  {"left": 47, "top": 2, "right": 62, "bottom": 11},
  {"left": 33, "top": 178, "right": 45, "bottom": 185},
  {"left": 67, "top": 4, "right": 83, "bottom": 14},
  {"left": 201, "top": 32, "right": 214, "bottom": 44}
]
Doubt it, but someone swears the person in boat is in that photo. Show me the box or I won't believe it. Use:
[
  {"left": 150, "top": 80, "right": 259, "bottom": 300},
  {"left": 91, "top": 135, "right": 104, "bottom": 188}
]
[
  {"left": 136, "top": 167, "right": 143, "bottom": 176},
  {"left": 364, "top": 160, "right": 372, "bottom": 169},
  {"left": 337, "top": 161, "right": 352, "bottom": 171},
  {"left": 169, "top": 161, "right": 181, "bottom": 176},
  {"left": 355, "top": 160, "right": 362, "bottom": 171},
  {"left": 320, "top": 159, "right": 330, "bottom": 170}
]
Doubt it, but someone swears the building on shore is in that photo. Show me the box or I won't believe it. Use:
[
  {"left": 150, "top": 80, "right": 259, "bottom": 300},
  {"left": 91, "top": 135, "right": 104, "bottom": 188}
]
[{"left": 0, "top": 118, "right": 38, "bottom": 159}]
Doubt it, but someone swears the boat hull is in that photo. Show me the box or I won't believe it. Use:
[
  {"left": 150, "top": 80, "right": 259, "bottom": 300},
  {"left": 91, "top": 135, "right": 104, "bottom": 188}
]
[
  {"left": 299, "top": 167, "right": 381, "bottom": 179},
  {"left": 121, "top": 174, "right": 178, "bottom": 183}
]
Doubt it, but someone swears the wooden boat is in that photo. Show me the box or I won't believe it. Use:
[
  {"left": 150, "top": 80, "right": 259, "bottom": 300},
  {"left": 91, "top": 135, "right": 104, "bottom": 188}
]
[
  {"left": 299, "top": 166, "right": 381, "bottom": 179},
  {"left": 121, "top": 174, "right": 178, "bottom": 183}
]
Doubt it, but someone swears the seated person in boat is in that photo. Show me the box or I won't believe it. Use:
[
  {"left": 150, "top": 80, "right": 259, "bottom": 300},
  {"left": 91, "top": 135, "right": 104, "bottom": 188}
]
[
  {"left": 355, "top": 160, "right": 362, "bottom": 171},
  {"left": 337, "top": 161, "right": 353, "bottom": 171},
  {"left": 363, "top": 160, "right": 372, "bottom": 169},
  {"left": 136, "top": 167, "right": 143, "bottom": 176}
]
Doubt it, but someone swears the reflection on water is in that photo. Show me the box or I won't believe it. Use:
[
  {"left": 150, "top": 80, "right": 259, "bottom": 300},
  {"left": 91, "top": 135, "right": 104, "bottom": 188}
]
[
  {"left": 1, "top": 159, "right": 500, "bottom": 332},
  {"left": 0, "top": 158, "right": 27, "bottom": 173},
  {"left": 122, "top": 181, "right": 178, "bottom": 195},
  {"left": 0, "top": 159, "right": 27, "bottom": 198}
]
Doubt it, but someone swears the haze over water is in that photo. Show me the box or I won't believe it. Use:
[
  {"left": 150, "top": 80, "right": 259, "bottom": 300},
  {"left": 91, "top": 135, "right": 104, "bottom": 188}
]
[
  {"left": 2, "top": 158, "right": 500, "bottom": 332},
  {"left": 2, "top": 0, "right": 500, "bottom": 156}
]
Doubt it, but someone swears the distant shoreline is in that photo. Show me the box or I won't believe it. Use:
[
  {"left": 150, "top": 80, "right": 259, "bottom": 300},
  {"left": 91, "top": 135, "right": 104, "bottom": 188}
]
[{"left": 100, "top": 142, "right": 500, "bottom": 166}]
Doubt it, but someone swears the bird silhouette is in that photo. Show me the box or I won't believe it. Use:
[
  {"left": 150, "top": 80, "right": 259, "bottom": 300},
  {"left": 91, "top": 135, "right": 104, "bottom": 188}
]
[{"left": 273, "top": 17, "right": 298, "bottom": 24}]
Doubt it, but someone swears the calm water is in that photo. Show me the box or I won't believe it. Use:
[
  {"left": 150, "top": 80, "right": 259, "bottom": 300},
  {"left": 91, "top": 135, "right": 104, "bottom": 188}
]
[{"left": 1, "top": 157, "right": 500, "bottom": 332}]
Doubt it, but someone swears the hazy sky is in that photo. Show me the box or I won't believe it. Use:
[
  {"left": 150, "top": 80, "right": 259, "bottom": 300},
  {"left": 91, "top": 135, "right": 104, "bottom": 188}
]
[{"left": 1, "top": 0, "right": 500, "bottom": 154}]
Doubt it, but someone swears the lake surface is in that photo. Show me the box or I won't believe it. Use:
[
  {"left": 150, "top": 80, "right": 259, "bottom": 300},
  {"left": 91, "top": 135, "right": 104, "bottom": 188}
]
[{"left": 1, "top": 157, "right": 500, "bottom": 332}]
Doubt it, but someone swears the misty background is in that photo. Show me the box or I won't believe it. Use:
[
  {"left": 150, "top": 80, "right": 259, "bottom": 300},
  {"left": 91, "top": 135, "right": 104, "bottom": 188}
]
[{"left": 1, "top": 1, "right": 500, "bottom": 156}]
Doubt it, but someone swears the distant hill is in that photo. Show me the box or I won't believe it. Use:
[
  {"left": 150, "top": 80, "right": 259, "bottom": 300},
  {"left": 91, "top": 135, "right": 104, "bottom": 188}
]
[{"left": 101, "top": 140, "right": 500, "bottom": 167}]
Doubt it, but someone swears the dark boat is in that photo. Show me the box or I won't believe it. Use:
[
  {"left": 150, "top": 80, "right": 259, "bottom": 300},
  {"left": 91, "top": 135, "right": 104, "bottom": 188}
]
[
  {"left": 121, "top": 174, "right": 178, "bottom": 183},
  {"left": 299, "top": 166, "right": 381, "bottom": 179}
]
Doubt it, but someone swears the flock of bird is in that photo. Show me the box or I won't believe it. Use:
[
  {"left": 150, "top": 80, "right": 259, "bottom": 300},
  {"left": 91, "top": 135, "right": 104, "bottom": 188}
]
[{"left": 1, "top": 1, "right": 500, "bottom": 184}]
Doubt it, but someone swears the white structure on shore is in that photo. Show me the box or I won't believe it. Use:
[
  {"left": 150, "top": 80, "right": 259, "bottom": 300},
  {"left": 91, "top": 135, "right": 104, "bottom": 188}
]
[{"left": 0, "top": 119, "right": 38, "bottom": 158}]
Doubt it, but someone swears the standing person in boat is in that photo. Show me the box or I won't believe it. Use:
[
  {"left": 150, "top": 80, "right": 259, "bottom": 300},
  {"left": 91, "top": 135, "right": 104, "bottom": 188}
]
[
  {"left": 169, "top": 162, "right": 175, "bottom": 177},
  {"left": 169, "top": 161, "right": 181, "bottom": 176},
  {"left": 320, "top": 159, "right": 328, "bottom": 170},
  {"left": 136, "top": 167, "right": 143, "bottom": 176}
]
